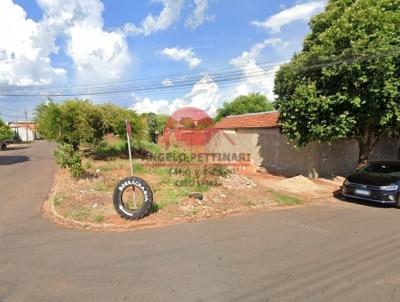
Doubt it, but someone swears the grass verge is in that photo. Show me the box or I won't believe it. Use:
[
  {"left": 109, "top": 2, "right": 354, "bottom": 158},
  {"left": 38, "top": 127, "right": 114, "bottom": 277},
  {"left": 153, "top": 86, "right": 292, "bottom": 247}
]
[{"left": 268, "top": 190, "right": 302, "bottom": 206}]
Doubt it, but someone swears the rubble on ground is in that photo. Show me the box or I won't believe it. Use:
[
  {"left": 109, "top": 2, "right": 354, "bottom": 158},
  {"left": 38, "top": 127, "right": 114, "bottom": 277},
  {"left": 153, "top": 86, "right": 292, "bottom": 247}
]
[
  {"left": 222, "top": 174, "right": 256, "bottom": 190},
  {"left": 256, "top": 166, "right": 268, "bottom": 174}
]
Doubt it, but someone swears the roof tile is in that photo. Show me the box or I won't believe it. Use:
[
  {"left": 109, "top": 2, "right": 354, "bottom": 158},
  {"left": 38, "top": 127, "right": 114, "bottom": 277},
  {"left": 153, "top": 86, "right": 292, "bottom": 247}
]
[{"left": 214, "top": 111, "right": 279, "bottom": 129}]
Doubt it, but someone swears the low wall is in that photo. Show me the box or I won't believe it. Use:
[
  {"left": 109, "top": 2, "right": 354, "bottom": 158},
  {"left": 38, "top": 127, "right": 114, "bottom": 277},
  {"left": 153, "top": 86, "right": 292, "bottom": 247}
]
[{"left": 206, "top": 128, "right": 400, "bottom": 177}]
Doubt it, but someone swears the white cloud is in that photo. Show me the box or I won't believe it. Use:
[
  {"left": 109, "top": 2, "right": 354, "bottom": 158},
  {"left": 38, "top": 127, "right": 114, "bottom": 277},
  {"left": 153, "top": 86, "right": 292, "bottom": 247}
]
[
  {"left": 130, "top": 94, "right": 185, "bottom": 115},
  {"left": 161, "top": 79, "right": 173, "bottom": 87},
  {"left": 37, "top": 0, "right": 131, "bottom": 83},
  {"left": 185, "top": 74, "right": 220, "bottom": 115},
  {"left": 160, "top": 47, "right": 201, "bottom": 68},
  {"left": 230, "top": 39, "right": 288, "bottom": 100},
  {"left": 130, "top": 75, "right": 220, "bottom": 115},
  {"left": 185, "top": 0, "right": 214, "bottom": 29},
  {"left": 251, "top": 1, "right": 325, "bottom": 33},
  {"left": 0, "top": 0, "right": 66, "bottom": 86},
  {"left": 66, "top": 26, "right": 131, "bottom": 82},
  {"left": 124, "top": 0, "right": 184, "bottom": 36}
]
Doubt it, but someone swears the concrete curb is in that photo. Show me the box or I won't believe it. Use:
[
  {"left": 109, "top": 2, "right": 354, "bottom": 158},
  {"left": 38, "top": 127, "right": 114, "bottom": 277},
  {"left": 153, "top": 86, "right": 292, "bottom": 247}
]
[
  {"left": 44, "top": 170, "right": 330, "bottom": 232},
  {"left": 45, "top": 170, "right": 147, "bottom": 231}
]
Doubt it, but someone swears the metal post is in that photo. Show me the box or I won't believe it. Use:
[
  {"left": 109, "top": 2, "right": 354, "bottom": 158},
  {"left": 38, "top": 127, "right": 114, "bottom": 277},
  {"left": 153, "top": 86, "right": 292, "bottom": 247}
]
[
  {"left": 126, "top": 131, "right": 134, "bottom": 176},
  {"left": 24, "top": 108, "right": 28, "bottom": 142},
  {"left": 126, "top": 123, "right": 137, "bottom": 209}
]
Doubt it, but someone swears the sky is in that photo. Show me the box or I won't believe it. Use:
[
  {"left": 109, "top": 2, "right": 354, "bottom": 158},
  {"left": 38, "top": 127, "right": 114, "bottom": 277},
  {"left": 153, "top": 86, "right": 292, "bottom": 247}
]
[{"left": 0, "top": 0, "right": 326, "bottom": 121}]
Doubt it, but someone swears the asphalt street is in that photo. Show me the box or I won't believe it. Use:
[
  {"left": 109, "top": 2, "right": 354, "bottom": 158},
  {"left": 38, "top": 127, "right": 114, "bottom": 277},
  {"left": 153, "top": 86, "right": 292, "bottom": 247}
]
[{"left": 1, "top": 141, "right": 400, "bottom": 302}]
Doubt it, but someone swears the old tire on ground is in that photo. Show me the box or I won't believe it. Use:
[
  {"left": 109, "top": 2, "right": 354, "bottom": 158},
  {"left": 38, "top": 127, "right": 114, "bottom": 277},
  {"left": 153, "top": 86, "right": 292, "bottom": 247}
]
[{"left": 113, "top": 176, "right": 153, "bottom": 220}]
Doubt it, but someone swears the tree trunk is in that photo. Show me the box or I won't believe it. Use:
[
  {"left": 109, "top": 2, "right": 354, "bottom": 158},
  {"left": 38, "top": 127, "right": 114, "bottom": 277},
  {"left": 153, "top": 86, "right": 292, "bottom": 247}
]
[
  {"left": 397, "top": 140, "right": 400, "bottom": 160},
  {"left": 357, "top": 127, "right": 380, "bottom": 169}
]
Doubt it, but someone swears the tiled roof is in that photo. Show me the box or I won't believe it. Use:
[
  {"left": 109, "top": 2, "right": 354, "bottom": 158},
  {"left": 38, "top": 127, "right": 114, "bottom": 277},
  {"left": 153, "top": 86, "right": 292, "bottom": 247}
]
[
  {"left": 214, "top": 111, "right": 280, "bottom": 129},
  {"left": 9, "top": 122, "right": 37, "bottom": 131}
]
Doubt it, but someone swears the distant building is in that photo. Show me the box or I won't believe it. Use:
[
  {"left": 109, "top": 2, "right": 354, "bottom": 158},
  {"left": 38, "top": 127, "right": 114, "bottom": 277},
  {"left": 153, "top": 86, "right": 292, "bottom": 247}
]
[{"left": 9, "top": 121, "right": 39, "bottom": 142}]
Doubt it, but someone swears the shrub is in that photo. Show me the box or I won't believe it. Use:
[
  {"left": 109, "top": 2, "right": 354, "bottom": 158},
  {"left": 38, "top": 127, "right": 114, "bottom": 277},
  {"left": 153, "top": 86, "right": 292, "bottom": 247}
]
[
  {"left": 35, "top": 99, "right": 147, "bottom": 150},
  {"left": 94, "top": 140, "right": 127, "bottom": 160},
  {"left": 54, "top": 144, "right": 85, "bottom": 179},
  {"left": 0, "top": 118, "right": 13, "bottom": 142}
]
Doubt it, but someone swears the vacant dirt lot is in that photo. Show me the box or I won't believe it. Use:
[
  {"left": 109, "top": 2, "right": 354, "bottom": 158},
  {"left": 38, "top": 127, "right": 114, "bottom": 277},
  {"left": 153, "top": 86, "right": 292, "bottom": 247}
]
[{"left": 49, "top": 157, "right": 341, "bottom": 230}]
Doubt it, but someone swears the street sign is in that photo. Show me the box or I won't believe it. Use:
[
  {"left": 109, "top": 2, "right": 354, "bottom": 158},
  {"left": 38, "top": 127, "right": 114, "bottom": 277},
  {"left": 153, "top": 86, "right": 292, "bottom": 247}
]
[{"left": 125, "top": 119, "right": 132, "bottom": 137}]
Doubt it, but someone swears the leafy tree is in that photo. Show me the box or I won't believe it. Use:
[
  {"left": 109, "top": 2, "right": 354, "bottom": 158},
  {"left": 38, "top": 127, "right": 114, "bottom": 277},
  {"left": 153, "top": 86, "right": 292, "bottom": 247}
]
[
  {"left": 35, "top": 99, "right": 146, "bottom": 150},
  {"left": 274, "top": 0, "right": 400, "bottom": 166},
  {"left": 36, "top": 99, "right": 98, "bottom": 150},
  {"left": 141, "top": 112, "right": 168, "bottom": 143},
  {"left": 98, "top": 103, "right": 147, "bottom": 142},
  {"left": 0, "top": 118, "right": 13, "bottom": 142},
  {"left": 215, "top": 93, "right": 274, "bottom": 121}
]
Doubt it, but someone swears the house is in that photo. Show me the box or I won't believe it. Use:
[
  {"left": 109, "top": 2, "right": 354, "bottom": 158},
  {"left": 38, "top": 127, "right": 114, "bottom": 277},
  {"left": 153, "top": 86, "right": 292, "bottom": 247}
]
[
  {"left": 207, "top": 111, "right": 399, "bottom": 177},
  {"left": 9, "top": 121, "right": 39, "bottom": 142}
]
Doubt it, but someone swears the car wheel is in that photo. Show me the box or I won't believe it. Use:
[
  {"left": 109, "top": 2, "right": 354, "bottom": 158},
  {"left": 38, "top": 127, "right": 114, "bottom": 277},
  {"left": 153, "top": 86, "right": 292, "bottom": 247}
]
[{"left": 113, "top": 176, "right": 153, "bottom": 220}]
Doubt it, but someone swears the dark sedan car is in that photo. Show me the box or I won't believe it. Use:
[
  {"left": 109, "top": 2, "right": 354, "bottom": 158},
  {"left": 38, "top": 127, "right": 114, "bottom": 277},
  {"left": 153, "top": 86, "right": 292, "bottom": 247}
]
[{"left": 342, "top": 161, "right": 400, "bottom": 207}]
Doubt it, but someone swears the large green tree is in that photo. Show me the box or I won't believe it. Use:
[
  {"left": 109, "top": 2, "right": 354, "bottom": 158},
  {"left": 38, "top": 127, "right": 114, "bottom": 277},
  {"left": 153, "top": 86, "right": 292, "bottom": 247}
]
[
  {"left": 141, "top": 112, "right": 168, "bottom": 143},
  {"left": 35, "top": 99, "right": 146, "bottom": 149},
  {"left": 215, "top": 93, "right": 274, "bottom": 121},
  {"left": 0, "top": 118, "right": 13, "bottom": 142},
  {"left": 274, "top": 0, "right": 400, "bottom": 166}
]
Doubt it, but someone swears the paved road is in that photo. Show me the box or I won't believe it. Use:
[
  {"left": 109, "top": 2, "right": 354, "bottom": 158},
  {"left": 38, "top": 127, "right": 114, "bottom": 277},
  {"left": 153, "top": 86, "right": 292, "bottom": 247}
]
[{"left": 1, "top": 141, "right": 400, "bottom": 302}]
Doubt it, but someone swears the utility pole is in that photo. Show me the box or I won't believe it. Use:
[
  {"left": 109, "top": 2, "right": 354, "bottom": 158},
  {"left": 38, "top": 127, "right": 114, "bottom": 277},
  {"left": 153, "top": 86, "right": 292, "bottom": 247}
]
[{"left": 24, "top": 108, "right": 28, "bottom": 142}]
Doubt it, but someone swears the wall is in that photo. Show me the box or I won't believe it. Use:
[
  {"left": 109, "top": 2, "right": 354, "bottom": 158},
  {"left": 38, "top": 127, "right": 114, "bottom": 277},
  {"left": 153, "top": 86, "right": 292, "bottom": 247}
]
[
  {"left": 206, "top": 128, "right": 400, "bottom": 177},
  {"left": 11, "top": 127, "right": 36, "bottom": 142}
]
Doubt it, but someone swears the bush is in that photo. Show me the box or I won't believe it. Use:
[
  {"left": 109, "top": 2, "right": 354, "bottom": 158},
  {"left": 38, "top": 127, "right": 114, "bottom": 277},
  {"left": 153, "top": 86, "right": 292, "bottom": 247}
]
[
  {"left": 54, "top": 144, "right": 85, "bottom": 179},
  {"left": 35, "top": 99, "right": 147, "bottom": 150},
  {"left": 94, "top": 140, "right": 127, "bottom": 160},
  {"left": 0, "top": 118, "right": 14, "bottom": 142}
]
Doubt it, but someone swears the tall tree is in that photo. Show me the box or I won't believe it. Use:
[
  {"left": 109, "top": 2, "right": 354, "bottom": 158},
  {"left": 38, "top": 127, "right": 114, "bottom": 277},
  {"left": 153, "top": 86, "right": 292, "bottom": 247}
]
[
  {"left": 35, "top": 99, "right": 146, "bottom": 149},
  {"left": 0, "top": 118, "right": 13, "bottom": 142},
  {"left": 141, "top": 113, "right": 168, "bottom": 143},
  {"left": 215, "top": 93, "right": 274, "bottom": 121},
  {"left": 274, "top": 0, "right": 400, "bottom": 166}
]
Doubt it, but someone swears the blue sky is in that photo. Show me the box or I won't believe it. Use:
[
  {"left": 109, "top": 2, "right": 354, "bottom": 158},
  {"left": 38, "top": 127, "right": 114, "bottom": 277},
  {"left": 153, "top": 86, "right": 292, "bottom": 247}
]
[{"left": 0, "top": 0, "right": 326, "bottom": 120}]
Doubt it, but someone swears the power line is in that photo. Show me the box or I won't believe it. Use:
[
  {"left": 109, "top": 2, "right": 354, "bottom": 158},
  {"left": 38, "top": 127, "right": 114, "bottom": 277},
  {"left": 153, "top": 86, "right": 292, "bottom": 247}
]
[
  {"left": 0, "top": 52, "right": 299, "bottom": 93},
  {"left": 0, "top": 112, "right": 26, "bottom": 119},
  {"left": 0, "top": 55, "right": 292, "bottom": 95},
  {"left": 0, "top": 47, "right": 398, "bottom": 98},
  {"left": 0, "top": 105, "right": 26, "bottom": 115},
  {"left": 0, "top": 68, "right": 281, "bottom": 97}
]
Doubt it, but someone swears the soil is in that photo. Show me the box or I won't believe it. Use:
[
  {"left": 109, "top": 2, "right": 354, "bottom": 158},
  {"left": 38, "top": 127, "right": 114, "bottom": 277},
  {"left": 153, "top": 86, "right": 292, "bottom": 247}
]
[{"left": 50, "top": 157, "right": 341, "bottom": 231}]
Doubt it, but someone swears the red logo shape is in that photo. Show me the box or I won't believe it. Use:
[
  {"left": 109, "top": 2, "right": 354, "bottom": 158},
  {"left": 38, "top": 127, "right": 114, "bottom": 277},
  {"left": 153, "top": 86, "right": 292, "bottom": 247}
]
[{"left": 160, "top": 107, "right": 235, "bottom": 151}]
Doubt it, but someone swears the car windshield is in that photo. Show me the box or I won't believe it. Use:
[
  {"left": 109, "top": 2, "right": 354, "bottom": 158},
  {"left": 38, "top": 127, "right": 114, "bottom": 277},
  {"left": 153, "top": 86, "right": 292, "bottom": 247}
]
[{"left": 360, "top": 163, "right": 400, "bottom": 176}]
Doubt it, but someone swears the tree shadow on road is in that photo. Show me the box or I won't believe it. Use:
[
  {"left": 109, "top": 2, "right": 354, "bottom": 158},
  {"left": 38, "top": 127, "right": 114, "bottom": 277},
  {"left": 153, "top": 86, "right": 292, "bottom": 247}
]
[
  {"left": 5, "top": 145, "right": 31, "bottom": 151},
  {"left": 0, "top": 156, "right": 30, "bottom": 165}
]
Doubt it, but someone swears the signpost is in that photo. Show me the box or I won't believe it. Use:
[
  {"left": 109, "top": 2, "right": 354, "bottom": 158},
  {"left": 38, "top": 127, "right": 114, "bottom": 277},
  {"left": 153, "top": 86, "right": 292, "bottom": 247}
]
[
  {"left": 125, "top": 119, "right": 136, "bottom": 209},
  {"left": 125, "top": 119, "right": 134, "bottom": 176},
  {"left": 112, "top": 118, "right": 153, "bottom": 220}
]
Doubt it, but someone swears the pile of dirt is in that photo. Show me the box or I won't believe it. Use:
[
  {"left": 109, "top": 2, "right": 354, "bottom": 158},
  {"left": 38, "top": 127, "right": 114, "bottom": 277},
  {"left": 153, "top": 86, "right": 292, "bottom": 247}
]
[
  {"left": 222, "top": 174, "right": 256, "bottom": 190},
  {"left": 274, "top": 175, "right": 325, "bottom": 195}
]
